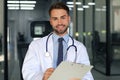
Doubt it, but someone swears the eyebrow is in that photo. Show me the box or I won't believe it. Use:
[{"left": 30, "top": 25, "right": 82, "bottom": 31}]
[
  {"left": 51, "top": 14, "right": 68, "bottom": 19},
  {"left": 61, "top": 15, "right": 68, "bottom": 17}
]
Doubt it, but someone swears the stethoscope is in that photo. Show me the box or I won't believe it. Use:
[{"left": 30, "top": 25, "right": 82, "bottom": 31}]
[{"left": 45, "top": 32, "right": 77, "bottom": 63}]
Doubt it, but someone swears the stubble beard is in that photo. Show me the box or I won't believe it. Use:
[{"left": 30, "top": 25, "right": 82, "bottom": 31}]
[{"left": 54, "top": 24, "right": 68, "bottom": 35}]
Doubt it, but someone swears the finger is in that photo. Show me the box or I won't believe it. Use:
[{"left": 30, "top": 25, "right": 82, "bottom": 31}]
[
  {"left": 43, "top": 68, "right": 54, "bottom": 80},
  {"left": 46, "top": 68, "right": 54, "bottom": 74},
  {"left": 46, "top": 68, "right": 54, "bottom": 71}
]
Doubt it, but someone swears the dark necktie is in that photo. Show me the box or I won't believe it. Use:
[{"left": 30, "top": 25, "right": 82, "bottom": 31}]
[{"left": 57, "top": 38, "right": 64, "bottom": 66}]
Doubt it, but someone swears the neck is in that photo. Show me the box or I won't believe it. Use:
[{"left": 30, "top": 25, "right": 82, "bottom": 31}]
[{"left": 54, "top": 31, "right": 68, "bottom": 37}]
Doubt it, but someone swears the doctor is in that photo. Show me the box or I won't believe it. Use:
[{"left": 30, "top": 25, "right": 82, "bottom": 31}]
[{"left": 22, "top": 2, "right": 94, "bottom": 80}]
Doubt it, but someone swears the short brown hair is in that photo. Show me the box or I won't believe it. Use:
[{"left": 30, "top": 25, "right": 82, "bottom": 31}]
[{"left": 49, "top": 2, "right": 69, "bottom": 16}]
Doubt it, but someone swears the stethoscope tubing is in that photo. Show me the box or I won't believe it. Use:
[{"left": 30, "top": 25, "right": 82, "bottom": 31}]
[
  {"left": 46, "top": 32, "right": 77, "bottom": 63},
  {"left": 46, "top": 32, "right": 53, "bottom": 52}
]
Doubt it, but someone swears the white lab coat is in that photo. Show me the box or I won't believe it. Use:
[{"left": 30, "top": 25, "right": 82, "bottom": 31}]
[{"left": 22, "top": 34, "right": 94, "bottom": 80}]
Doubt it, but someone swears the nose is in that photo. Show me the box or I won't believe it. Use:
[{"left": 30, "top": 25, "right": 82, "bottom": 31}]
[{"left": 58, "top": 19, "right": 62, "bottom": 24}]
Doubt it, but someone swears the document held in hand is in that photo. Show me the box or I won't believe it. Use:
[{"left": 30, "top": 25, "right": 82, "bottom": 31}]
[{"left": 48, "top": 61, "right": 93, "bottom": 80}]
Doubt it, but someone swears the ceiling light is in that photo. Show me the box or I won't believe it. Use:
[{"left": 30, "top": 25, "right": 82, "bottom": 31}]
[
  {"left": 8, "top": 7, "right": 19, "bottom": 10},
  {"left": 7, "top": 1, "right": 19, "bottom": 3},
  {"left": 7, "top": 4, "right": 19, "bottom": 7},
  {"left": 7, "top": 1, "right": 36, "bottom": 10},
  {"left": 67, "top": 2, "right": 81, "bottom": 5},
  {"left": 20, "top": 4, "right": 35, "bottom": 7},
  {"left": 83, "top": 5, "right": 89, "bottom": 8},
  {"left": 88, "top": 2, "right": 95, "bottom": 5},
  {"left": 67, "top": 2, "right": 73, "bottom": 4},
  {"left": 76, "top": 2, "right": 82, "bottom": 5},
  {"left": 67, "top": 5, "right": 74, "bottom": 8},
  {"left": 96, "top": 8, "right": 101, "bottom": 11},
  {"left": 21, "top": 7, "right": 34, "bottom": 10},
  {"left": 8, "top": 7, "right": 35, "bottom": 10},
  {"left": 96, "top": 8, "right": 106, "bottom": 11},
  {"left": 77, "top": 8, "right": 84, "bottom": 11},
  {"left": 20, "top": 1, "right": 36, "bottom": 4},
  {"left": 7, "top": 4, "right": 35, "bottom": 7},
  {"left": 7, "top": 1, "right": 36, "bottom": 4}
]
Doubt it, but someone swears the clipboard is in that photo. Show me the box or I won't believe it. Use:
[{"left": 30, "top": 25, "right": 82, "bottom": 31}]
[{"left": 48, "top": 61, "right": 93, "bottom": 80}]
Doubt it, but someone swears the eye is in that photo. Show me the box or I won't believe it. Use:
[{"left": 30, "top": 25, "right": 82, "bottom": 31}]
[
  {"left": 53, "top": 18, "right": 57, "bottom": 21},
  {"left": 61, "top": 16, "right": 66, "bottom": 19}
]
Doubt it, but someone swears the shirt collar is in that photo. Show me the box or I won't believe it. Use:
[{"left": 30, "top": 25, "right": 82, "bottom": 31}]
[{"left": 52, "top": 33, "right": 69, "bottom": 43}]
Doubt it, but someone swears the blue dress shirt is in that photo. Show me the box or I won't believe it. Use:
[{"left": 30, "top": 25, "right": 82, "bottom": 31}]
[{"left": 52, "top": 33, "right": 69, "bottom": 68}]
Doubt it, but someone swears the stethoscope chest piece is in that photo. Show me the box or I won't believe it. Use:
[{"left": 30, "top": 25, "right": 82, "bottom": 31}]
[{"left": 45, "top": 52, "right": 50, "bottom": 57}]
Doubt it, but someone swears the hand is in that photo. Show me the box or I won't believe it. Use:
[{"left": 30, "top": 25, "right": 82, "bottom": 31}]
[{"left": 42, "top": 68, "right": 54, "bottom": 80}]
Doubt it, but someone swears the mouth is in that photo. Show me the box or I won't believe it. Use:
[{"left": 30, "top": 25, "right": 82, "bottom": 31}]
[
  {"left": 54, "top": 24, "right": 68, "bottom": 35},
  {"left": 56, "top": 24, "right": 65, "bottom": 28}
]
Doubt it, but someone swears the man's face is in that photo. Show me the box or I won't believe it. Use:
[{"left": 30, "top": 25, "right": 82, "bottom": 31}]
[{"left": 50, "top": 9, "right": 70, "bottom": 36}]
